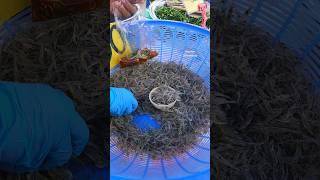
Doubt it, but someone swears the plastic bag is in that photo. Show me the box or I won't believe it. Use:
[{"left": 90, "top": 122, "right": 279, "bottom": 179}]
[{"left": 110, "top": 0, "right": 148, "bottom": 68}]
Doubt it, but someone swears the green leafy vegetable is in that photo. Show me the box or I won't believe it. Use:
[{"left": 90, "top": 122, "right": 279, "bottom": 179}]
[{"left": 155, "top": 6, "right": 209, "bottom": 27}]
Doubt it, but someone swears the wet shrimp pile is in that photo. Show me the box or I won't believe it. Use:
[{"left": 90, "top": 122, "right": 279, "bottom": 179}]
[
  {"left": 111, "top": 61, "right": 210, "bottom": 159},
  {"left": 0, "top": 9, "right": 107, "bottom": 180},
  {"left": 212, "top": 7, "right": 320, "bottom": 180}
]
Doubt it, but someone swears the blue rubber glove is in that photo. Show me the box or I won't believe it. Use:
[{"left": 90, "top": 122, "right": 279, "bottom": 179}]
[
  {"left": 0, "top": 82, "right": 89, "bottom": 173},
  {"left": 133, "top": 114, "right": 160, "bottom": 131},
  {"left": 110, "top": 87, "right": 138, "bottom": 116}
]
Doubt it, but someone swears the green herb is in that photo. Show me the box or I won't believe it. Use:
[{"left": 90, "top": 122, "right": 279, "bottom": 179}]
[
  {"left": 130, "top": 49, "right": 150, "bottom": 59},
  {"left": 130, "top": 51, "right": 138, "bottom": 58},
  {"left": 141, "top": 50, "right": 150, "bottom": 56},
  {"left": 155, "top": 6, "right": 209, "bottom": 27}
]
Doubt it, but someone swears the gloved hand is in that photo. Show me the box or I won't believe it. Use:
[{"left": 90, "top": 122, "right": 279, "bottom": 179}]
[
  {"left": 0, "top": 82, "right": 89, "bottom": 173},
  {"left": 110, "top": 87, "right": 138, "bottom": 116}
]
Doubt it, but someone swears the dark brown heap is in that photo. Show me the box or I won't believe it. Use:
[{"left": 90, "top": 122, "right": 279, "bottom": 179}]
[{"left": 212, "top": 7, "right": 320, "bottom": 180}]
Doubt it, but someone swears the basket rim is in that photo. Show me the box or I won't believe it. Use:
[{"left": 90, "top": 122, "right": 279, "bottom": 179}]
[{"left": 122, "top": 19, "right": 210, "bottom": 34}]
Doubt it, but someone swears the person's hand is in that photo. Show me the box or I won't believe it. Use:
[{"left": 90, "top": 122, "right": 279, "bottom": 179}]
[
  {"left": 110, "top": 87, "right": 138, "bottom": 116},
  {"left": 0, "top": 82, "right": 89, "bottom": 173},
  {"left": 111, "top": 0, "right": 137, "bottom": 19},
  {"left": 111, "top": 0, "right": 145, "bottom": 19},
  {"left": 128, "top": 0, "right": 145, "bottom": 4}
]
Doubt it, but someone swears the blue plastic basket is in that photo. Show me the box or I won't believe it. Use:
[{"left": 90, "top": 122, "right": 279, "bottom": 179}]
[
  {"left": 214, "top": 0, "right": 320, "bottom": 89},
  {"left": 110, "top": 20, "right": 210, "bottom": 180},
  {"left": 0, "top": 7, "right": 32, "bottom": 46}
]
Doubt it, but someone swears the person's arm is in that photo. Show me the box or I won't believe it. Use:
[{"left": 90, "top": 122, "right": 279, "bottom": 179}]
[{"left": 0, "top": 82, "right": 89, "bottom": 173}]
